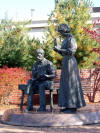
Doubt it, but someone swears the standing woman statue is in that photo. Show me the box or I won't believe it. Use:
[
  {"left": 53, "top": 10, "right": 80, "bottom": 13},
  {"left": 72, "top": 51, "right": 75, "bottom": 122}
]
[{"left": 54, "top": 23, "right": 86, "bottom": 113}]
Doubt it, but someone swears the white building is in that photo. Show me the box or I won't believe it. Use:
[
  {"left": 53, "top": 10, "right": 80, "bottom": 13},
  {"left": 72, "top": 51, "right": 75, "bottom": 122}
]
[
  {"left": 89, "top": 7, "right": 100, "bottom": 28},
  {"left": 26, "top": 18, "right": 48, "bottom": 42},
  {"left": 27, "top": 7, "right": 100, "bottom": 41}
]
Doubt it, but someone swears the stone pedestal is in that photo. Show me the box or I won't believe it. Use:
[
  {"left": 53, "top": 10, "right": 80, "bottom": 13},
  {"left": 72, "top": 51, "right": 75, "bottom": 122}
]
[{"left": 1, "top": 104, "right": 100, "bottom": 127}]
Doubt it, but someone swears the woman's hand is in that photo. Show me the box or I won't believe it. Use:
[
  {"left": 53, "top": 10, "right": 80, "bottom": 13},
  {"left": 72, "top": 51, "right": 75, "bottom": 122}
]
[
  {"left": 54, "top": 38, "right": 57, "bottom": 47},
  {"left": 54, "top": 38, "right": 59, "bottom": 51}
]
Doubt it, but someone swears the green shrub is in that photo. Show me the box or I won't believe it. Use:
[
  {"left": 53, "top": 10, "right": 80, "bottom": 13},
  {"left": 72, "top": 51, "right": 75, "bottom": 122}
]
[{"left": 0, "top": 19, "right": 43, "bottom": 70}]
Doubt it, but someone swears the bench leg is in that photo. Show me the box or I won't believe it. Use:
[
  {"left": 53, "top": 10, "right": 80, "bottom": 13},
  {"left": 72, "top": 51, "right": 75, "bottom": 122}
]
[
  {"left": 57, "top": 89, "right": 59, "bottom": 95},
  {"left": 20, "top": 91, "right": 24, "bottom": 112},
  {"left": 50, "top": 90, "right": 53, "bottom": 112}
]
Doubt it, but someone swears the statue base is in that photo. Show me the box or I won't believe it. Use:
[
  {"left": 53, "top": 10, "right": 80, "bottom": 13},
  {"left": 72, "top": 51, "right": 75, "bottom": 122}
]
[{"left": 1, "top": 104, "right": 100, "bottom": 127}]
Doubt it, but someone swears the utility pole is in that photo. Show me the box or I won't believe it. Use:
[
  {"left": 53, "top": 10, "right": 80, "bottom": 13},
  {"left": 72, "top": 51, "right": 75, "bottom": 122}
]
[
  {"left": 55, "top": 0, "right": 58, "bottom": 8},
  {"left": 30, "top": 9, "right": 35, "bottom": 19}
]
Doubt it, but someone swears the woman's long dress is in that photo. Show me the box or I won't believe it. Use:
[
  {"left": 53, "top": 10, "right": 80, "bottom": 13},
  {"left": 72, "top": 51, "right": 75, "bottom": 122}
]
[{"left": 58, "top": 34, "right": 86, "bottom": 108}]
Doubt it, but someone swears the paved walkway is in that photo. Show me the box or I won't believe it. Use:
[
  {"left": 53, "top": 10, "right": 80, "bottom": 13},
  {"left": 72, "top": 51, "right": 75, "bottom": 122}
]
[
  {"left": 0, "top": 122, "right": 100, "bottom": 133},
  {"left": 0, "top": 104, "right": 100, "bottom": 133}
]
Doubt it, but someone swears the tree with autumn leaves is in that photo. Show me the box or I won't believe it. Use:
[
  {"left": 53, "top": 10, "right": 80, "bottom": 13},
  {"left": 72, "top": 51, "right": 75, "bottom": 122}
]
[{"left": 43, "top": 0, "right": 99, "bottom": 68}]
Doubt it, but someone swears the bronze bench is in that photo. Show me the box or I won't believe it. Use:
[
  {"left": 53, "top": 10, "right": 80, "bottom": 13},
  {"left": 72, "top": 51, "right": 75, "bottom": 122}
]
[{"left": 18, "top": 79, "right": 59, "bottom": 112}]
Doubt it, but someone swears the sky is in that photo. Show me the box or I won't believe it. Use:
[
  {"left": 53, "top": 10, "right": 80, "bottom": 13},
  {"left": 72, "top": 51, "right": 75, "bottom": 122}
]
[{"left": 0, "top": 0, "right": 100, "bottom": 20}]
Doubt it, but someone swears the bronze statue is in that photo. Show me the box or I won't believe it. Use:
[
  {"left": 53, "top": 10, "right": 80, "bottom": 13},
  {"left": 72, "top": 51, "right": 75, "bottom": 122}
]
[
  {"left": 25, "top": 49, "right": 56, "bottom": 112},
  {"left": 54, "top": 23, "right": 86, "bottom": 113}
]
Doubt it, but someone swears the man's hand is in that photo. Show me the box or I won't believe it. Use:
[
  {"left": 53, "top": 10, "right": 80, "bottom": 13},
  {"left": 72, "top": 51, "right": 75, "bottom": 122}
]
[
  {"left": 44, "top": 74, "right": 55, "bottom": 80},
  {"left": 44, "top": 74, "right": 49, "bottom": 78}
]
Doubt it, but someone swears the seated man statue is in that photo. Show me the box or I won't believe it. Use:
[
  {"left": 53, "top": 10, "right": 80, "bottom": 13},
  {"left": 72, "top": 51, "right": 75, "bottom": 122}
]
[{"left": 25, "top": 48, "right": 56, "bottom": 112}]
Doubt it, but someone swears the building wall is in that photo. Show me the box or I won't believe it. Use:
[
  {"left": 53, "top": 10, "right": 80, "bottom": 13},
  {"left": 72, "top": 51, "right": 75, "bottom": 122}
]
[
  {"left": 7, "top": 69, "right": 100, "bottom": 105},
  {"left": 26, "top": 7, "right": 100, "bottom": 41},
  {"left": 27, "top": 27, "right": 46, "bottom": 41},
  {"left": 26, "top": 19, "right": 48, "bottom": 41}
]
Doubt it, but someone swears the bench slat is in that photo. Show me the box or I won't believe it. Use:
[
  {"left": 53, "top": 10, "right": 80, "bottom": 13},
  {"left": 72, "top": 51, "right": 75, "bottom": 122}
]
[{"left": 18, "top": 84, "right": 27, "bottom": 90}]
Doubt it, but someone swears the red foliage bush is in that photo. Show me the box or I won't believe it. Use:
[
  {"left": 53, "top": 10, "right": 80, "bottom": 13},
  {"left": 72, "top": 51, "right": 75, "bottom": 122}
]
[
  {"left": 83, "top": 18, "right": 100, "bottom": 42},
  {"left": 0, "top": 66, "right": 31, "bottom": 104}
]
